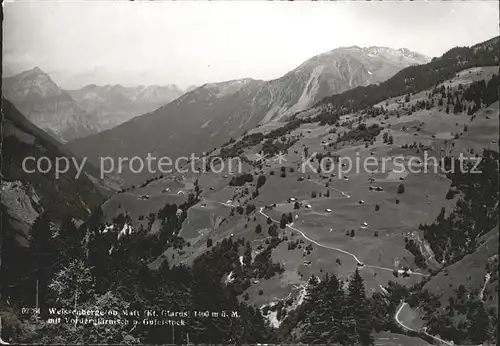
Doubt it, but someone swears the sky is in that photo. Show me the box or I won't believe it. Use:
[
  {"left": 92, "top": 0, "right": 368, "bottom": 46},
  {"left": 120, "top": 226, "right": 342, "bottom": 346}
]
[{"left": 3, "top": 1, "right": 499, "bottom": 89}]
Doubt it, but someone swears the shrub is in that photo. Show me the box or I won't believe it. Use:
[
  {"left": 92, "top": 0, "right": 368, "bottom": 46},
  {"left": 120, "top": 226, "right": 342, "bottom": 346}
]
[
  {"left": 397, "top": 184, "right": 405, "bottom": 194},
  {"left": 257, "top": 175, "right": 267, "bottom": 189},
  {"left": 269, "top": 224, "right": 279, "bottom": 237},
  {"left": 245, "top": 204, "right": 256, "bottom": 215},
  {"left": 255, "top": 224, "right": 262, "bottom": 234}
]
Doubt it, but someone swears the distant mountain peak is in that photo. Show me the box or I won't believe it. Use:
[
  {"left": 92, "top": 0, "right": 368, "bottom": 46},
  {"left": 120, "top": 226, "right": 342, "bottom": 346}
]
[
  {"left": 3, "top": 67, "right": 65, "bottom": 99},
  {"left": 200, "top": 78, "right": 260, "bottom": 98},
  {"left": 2, "top": 68, "right": 101, "bottom": 142},
  {"left": 302, "top": 45, "right": 430, "bottom": 72},
  {"left": 15, "top": 66, "right": 46, "bottom": 78}
]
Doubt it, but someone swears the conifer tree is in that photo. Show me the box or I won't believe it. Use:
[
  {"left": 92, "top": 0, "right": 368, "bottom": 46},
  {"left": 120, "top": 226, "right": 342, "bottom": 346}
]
[
  {"left": 324, "top": 275, "right": 351, "bottom": 344},
  {"left": 30, "top": 211, "right": 57, "bottom": 310},
  {"left": 255, "top": 224, "right": 262, "bottom": 234},
  {"left": 243, "top": 242, "right": 252, "bottom": 267},
  {"left": 467, "top": 300, "right": 490, "bottom": 344},
  {"left": 301, "top": 275, "right": 328, "bottom": 343},
  {"left": 280, "top": 214, "right": 288, "bottom": 229},
  {"left": 346, "top": 269, "right": 374, "bottom": 345},
  {"left": 57, "top": 217, "right": 83, "bottom": 265}
]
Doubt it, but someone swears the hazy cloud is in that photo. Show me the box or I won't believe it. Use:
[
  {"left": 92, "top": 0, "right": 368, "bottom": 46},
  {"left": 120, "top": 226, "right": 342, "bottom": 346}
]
[{"left": 3, "top": 1, "right": 498, "bottom": 88}]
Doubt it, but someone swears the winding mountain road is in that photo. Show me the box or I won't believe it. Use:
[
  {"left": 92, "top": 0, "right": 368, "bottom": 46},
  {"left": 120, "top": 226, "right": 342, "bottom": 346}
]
[
  {"left": 206, "top": 181, "right": 428, "bottom": 279},
  {"left": 205, "top": 178, "right": 451, "bottom": 343},
  {"left": 395, "top": 302, "right": 453, "bottom": 346},
  {"left": 258, "top": 207, "right": 428, "bottom": 278},
  {"left": 259, "top": 207, "right": 363, "bottom": 263}
]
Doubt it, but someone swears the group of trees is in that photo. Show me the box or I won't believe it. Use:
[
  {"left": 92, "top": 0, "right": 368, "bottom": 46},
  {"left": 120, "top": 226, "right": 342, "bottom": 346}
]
[
  {"left": 281, "top": 270, "right": 374, "bottom": 345},
  {"left": 220, "top": 133, "right": 264, "bottom": 158},
  {"left": 420, "top": 149, "right": 499, "bottom": 264},
  {"left": 336, "top": 123, "right": 383, "bottom": 144},
  {"left": 429, "top": 73, "right": 500, "bottom": 116},
  {"left": 382, "top": 132, "right": 394, "bottom": 144},
  {"left": 404, "top": 237, "right": 427, "bottom": 269},
  {"left": 229, "top": 173, "right": 254, "bottom": 186},
  {"left": 279, "top": 212, "right": 294, "bottom": 228},
  {"left": 405, "top": 284, "right": 497, "bottom": 345},
  {"left": 2, "top": 195, "right": 283, "bottom": 344},
  {"left": 435, "top": 73, "right": 500, "bottom": 117},
  {"left": 220, "top": 117, "right": 311, "bottom": 160},
  {"left": 316, "top": 36, "right": 498, "bottom": 122}
]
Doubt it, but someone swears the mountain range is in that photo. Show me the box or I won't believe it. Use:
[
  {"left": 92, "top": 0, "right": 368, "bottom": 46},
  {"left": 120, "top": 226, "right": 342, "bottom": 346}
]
[
  {"left": 66, "top": 83, "right": 185, "bottom": 130},
  {"left": 2, "top": 68, "right": 186, "bottom": 142},
  {"left": 66, "top": 46, "right": 430, "bottom": 183}
]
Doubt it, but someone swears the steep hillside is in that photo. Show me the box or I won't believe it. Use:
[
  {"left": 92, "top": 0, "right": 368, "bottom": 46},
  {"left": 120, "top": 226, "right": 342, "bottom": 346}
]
[
  {"left": 424, "top": 227, "right": 498, "bottom": 311},
  {"left": 66, "top": 46, "right": 428, "bottom": 184},
  {"left": 2, "top": 68, "right": 101, "bottom": 142},
  {"left": 1, "top": 98, "right": 105, "bottom": 242},
  {"left": 308, "top": 36, "right": 499, "bottom": 120},
  {"left": 67, "top": 84, "right": 185, "bottom": 130},
  {"left": 259, "top": 46, "right": 429, "bottom": 123}
]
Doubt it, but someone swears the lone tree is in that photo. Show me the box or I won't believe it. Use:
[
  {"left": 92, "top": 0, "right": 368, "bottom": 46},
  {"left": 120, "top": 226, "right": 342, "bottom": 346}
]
[
  {"left": 346, "top": 269, "right": 374, "bottom": 345},
  {"left": 294, "top": 201, "right": 300, "bottom": 209},
  {"left": 206, "top": 238, "right": 213, "bottom": 247},
  {"left": 397, "top": 184, "right": 405, "bottom": 194},
  {"left": 243, "top": 242, "right": 252, "bottom": 267},
  {"left": 280, "top": 214, "right": 288, "bottom": 229}
]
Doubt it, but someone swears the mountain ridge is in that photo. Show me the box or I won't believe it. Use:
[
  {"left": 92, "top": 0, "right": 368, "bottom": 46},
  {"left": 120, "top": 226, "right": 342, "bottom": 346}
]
[
  {"left": 2, "top": 68, "right": 101, "bottom": 142},
  {"left": 66, "top": 82, "right": 185, "bottom": 129},
  {"left": 1, "top": 98, "right": 106, "bottom": 242},
  {"left": 66, "top": 45, "right": 429, "bottom": 183}
]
